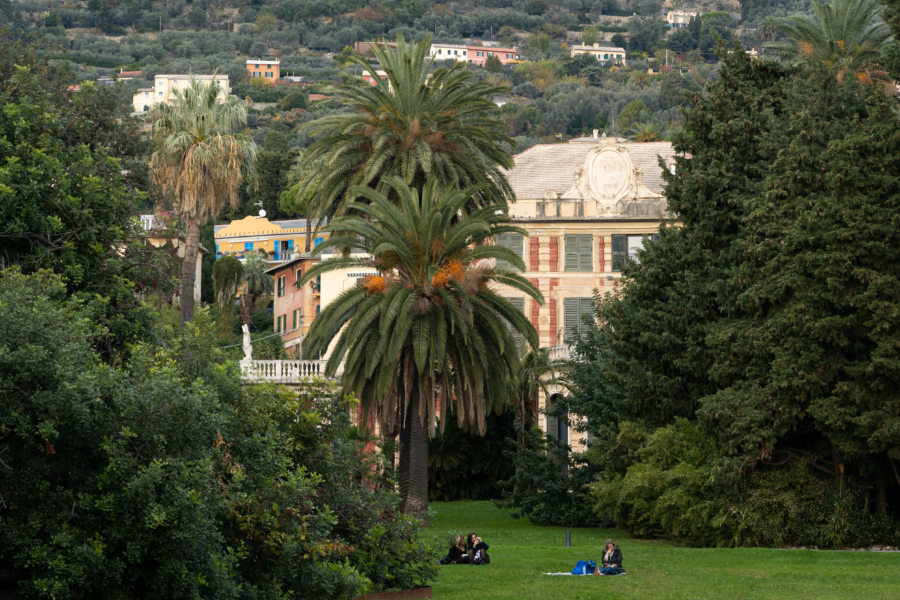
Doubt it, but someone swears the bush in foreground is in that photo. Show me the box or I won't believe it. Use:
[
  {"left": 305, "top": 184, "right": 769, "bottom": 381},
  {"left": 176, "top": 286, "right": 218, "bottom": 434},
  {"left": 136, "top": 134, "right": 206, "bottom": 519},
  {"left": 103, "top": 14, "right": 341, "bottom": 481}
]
[{"left": 0, "top": 269, "right": 437, "bottom": 599}]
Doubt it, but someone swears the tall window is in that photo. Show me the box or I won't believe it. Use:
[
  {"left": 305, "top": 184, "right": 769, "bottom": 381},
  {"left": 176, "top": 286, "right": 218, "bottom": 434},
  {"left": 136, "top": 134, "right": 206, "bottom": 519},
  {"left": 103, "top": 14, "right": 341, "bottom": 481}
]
[
  {"left": 563, "top": 297, "right": 593, "bottom": 341},
  {"left": 564, "top": 234, "right": 592, "bottom": 272},
  {"left": 611, "top": 234, "right": 659, "bottom": 271},
  {"left": 276, "top": 275, "right": 286, "bottom": 297},
  {"left": 494, "top": 233, "right": 524, "bottom": 270},
  {"left": 545, "top": 395, "right": 568, "bottom": 445},
  {"left": 502, "top": 297, "right": 526, "bottom": 354}
]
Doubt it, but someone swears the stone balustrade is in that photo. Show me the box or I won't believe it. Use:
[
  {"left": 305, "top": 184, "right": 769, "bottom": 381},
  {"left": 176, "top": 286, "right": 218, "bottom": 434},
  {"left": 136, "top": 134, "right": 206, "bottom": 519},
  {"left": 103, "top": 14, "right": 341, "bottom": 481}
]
[
  {"left": 546, "top": 344, "right": 573, "bottom": 361},
  {"left": 240, "top": 359, "right": 341, "bottom": 383}
]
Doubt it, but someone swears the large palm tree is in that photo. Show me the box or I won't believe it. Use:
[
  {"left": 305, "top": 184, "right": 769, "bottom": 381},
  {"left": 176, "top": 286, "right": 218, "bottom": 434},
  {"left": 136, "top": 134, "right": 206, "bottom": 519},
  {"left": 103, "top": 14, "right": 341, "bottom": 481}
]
[
  {"left": 149, "top": 79, "right": 256, "bottom": 324},
  {"left": 291, "top": 36, "right": 514, "bottom": 226},
  {"left": 767, "top": 0, "right": 892, "bottom": 83},
  {"left": 300, "top": 178, "right": 543, "bottom": 517}
]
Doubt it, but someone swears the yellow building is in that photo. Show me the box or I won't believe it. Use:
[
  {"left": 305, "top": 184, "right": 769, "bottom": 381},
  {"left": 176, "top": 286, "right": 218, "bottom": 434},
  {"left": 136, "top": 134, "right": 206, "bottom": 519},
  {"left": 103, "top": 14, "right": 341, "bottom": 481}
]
[
  {"left": 500, "top": 132, "right": 677, "bottom": 448},
  {"left": 132, "top": 74, "right": 230, "bottom": 113},
  {"left": 570, "top": 43, "right": 627, "bottom": 64},
  {"left": 213, "top": 216, "right": 324, "bottom": 262}
]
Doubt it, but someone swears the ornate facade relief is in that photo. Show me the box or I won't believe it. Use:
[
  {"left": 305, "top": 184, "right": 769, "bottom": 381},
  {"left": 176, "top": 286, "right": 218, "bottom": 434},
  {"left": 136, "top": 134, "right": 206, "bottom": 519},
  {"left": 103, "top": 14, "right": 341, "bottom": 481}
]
[{"left": 549, "top": 134, "right": 668, "bottom": 218}]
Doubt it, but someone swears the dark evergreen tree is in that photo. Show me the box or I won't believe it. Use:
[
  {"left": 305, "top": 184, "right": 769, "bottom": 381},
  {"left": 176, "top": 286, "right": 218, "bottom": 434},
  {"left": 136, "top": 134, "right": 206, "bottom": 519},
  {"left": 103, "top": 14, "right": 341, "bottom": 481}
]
[{"left": 595, "top": 49, "right": 789, "bottom": 429}]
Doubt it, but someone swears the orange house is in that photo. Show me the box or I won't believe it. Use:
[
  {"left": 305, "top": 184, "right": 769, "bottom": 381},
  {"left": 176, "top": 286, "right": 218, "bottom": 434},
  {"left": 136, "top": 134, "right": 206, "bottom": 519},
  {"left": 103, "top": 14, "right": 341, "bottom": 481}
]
[
  {"left": 265, "top": 254, "right": 321, "bottom": 357},
  {"left": 246, "top": 59, "right": 281, "bottom": 80}
]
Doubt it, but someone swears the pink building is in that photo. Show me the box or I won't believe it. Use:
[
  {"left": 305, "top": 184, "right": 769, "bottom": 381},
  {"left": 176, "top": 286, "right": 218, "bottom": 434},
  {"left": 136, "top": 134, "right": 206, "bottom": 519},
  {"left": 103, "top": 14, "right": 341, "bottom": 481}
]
[
  {"left": 466, "top": 45, "right": 518, "bottom": 66},
  {"left": 265, "top": 255, "right": 321, "bottom": 358}
]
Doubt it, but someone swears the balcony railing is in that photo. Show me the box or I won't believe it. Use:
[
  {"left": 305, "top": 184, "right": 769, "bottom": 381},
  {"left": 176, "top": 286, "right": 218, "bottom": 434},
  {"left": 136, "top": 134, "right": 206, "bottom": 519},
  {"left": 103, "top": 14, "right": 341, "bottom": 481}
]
[
  {"left": 546, "top": 344, "right": 573, "bottom": 361},
  {"left": 240, "top": 359, "right": 341, "bottom": 383}
]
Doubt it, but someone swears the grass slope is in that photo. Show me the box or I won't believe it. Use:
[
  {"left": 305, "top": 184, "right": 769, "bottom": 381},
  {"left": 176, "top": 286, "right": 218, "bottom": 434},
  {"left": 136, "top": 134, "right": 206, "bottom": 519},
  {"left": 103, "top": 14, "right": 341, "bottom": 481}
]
[{"left": 427, "top": 501, "right": 900, "bottom": 600}]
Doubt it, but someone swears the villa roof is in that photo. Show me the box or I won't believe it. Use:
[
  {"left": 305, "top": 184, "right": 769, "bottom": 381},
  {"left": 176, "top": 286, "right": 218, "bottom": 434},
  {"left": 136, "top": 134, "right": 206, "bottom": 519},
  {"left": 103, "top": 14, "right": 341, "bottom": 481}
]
[
  {"left": 214, "top": 216, "right": 320, "bottom": 238},
  {"left": 504, "top": 139, "right": 677, "bottom": 200}
]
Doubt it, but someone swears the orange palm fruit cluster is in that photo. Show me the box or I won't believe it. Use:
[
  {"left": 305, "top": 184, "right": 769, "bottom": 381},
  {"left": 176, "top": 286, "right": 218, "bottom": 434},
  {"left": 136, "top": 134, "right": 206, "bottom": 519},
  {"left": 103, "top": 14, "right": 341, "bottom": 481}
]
[
  {"left": 431, "top": 260, "right": 466, "bottom": 289},
  {"left": 364, "top": 275, "right": 386, "bottom": 294}
]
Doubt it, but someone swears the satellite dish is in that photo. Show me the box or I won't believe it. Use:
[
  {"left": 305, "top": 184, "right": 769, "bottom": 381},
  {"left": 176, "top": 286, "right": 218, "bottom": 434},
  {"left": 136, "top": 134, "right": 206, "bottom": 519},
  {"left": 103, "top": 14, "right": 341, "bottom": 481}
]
[{"left": 258, "top": 209, "right": 266, "bottom": 217}]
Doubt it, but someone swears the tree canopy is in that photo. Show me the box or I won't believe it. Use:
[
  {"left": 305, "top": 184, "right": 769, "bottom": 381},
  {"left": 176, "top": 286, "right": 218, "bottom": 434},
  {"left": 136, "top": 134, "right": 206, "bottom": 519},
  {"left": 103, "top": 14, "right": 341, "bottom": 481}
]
[{"left": 565, "top": 47, "right": 900, "bottom": 545}]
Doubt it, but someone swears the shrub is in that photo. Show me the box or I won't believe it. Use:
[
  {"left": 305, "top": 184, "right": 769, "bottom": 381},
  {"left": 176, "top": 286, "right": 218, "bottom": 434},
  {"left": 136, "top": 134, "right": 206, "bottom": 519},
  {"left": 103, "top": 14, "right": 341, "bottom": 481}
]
[
  {"left": 502, "top": 427, "right": 601, "bottom": 527},
  {"left": 428, "top": 411, "right": 516, "bottom": 501},
  {"left": 591, "top": 419, "right": 732, "bottom": 546},
  {"left": 726, "top": 464, "right": 900, "bottom": 549}
]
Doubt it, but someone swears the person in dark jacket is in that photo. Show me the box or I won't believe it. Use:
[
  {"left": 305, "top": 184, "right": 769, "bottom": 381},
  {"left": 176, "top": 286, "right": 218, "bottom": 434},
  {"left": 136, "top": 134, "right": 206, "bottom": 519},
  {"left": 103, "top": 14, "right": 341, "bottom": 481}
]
[
  {"left": 467, "top": 532, "right": 490, "bottom": 564},
  {"left": 594, "top": 539, "right": 624, "bottom": 575},
  {"left": 440, "top": 535, "right": 469, "bottom": 564}
]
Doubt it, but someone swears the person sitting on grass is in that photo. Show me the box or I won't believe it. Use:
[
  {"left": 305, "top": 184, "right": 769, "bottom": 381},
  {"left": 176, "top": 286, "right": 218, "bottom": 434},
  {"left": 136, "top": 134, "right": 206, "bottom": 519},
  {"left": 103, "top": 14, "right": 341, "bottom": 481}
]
[
  {"left": 594, "top": 539, "right": 624, "bottom": 575},
  {"left": 467, "top": 532, "right": 490, "bottom": 565},
  {"left": 440, "top": 534, "right": 469, "bottom": 564}
]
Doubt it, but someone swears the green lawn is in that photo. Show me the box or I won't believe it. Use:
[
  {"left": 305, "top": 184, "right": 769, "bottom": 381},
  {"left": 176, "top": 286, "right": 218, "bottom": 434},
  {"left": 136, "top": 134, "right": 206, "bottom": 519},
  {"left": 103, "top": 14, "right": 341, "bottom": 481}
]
[{"left": 426, "top": 501, "right": 900, "bottom": 600}]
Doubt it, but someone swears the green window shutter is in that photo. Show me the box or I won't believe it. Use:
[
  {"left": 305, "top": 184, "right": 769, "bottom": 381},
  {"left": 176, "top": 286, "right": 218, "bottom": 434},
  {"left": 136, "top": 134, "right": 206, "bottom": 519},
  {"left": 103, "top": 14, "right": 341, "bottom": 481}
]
[
  {"left": 612, "top": 234, "right": 627, "bottom": 271},
  {"left": 292, "top": 310, "right": 297, "bottom": 329},
  {"left": 496, "top": 233, "right": 524, "bottom": 270},
  {"left": 579, "top": 297, "right": 593, "bottom": 336},
  {"left": 507, "top": 297, "right": 525, "bottom": 354},
  {"left": 564, "top": 235, "right": 579, "bottom": 271},
  {"left": 566, "top": 235, "right": 592, "bottom": 271},
  {"left": 564, "top": 297, "right": 593, "bottom": 341},
  {"left": 578, "top": 235, "right": 592, "bottom": 271},
  {"left": 564, "top": 297, "right": 579, "bottom": 341}
]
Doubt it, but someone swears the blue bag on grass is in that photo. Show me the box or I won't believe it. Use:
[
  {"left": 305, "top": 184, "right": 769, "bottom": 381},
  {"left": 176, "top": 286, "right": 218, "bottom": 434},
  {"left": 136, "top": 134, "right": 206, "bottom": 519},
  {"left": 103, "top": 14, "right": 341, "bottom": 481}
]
[{"left": 571, "top": 560, "right": 596, "bottom": 575}]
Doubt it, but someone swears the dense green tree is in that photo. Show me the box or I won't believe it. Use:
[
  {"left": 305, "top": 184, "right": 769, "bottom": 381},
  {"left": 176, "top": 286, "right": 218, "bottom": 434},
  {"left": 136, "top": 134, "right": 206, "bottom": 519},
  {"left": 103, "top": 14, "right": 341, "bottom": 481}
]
[
  {"left": 0, "top": 66, "right": 138, "bottom": 295},
  {"left": 587, "top": 49, "right": 789, "bottom": 432},
  {"left": 300, "top": 178, "right": 542, "bottom": 517},
  {"left": 149, "top": 78, "right": 256, "bottom": 325},
  {"left": 293, "top": 36, "right": 514, "bottom": 223},
  {"left": 628, "top": 17, "right": 667, "bottom": 52},
  {"left": 484, "top": 53, "right": 503, "bottom": 72},
  {"left": 697, "top": 72, "right": 900, "bottom": 513},
  {"left": 571, "top": 47, "right": 900, "bottom": 542},
  {"left": 278, "top": 88, "right": 308, "bottom": 110},
  {"left": 615, "top": 97, "right": 651, "bottom": 132},
  {"left": 884, "top": 0, "right": 900, "bottom": 78},
  {"left": 0, "top": 269, "right": 438, "bottom": 598},
  {"left": 251, "top": 129, "right": 295, "bottom": 220}
]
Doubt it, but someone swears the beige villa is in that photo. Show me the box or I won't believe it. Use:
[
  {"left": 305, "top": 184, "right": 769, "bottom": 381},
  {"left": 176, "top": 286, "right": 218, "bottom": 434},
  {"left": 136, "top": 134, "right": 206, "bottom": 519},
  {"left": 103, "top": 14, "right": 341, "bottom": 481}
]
[{"left": 500, "top": 132, "right": 677, "bottom": 449}]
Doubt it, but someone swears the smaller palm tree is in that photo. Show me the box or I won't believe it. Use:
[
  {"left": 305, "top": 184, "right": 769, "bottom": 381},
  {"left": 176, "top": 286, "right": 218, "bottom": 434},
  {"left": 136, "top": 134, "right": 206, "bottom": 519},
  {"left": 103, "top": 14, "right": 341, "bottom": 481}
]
[
  {"left": 212, "top": 255, "right": 243, "bottom": 335},
  {"left": 759, "top": 16, "right": 779, "bottom": 43},
  {"left": 767, "top": 0, "right": 891, "bottom": 84},
  {"left": 627, "top": 120, "right": 666, "bottom": 142},
  {"left": 512, "top": 349, "right": 561, "bottom": 436},
  {"left": 238, "top": 252, "right": 272, "bottom": 360}
]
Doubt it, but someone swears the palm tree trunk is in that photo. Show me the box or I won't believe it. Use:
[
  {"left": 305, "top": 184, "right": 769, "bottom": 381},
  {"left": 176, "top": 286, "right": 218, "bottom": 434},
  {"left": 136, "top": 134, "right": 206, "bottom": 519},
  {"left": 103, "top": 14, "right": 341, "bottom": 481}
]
[
  {"left": 180, "top": 217, "right": 201, "bottom": 325},
  {"left": 398, "top": 384, "right": 429, "bottom": 518}
]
